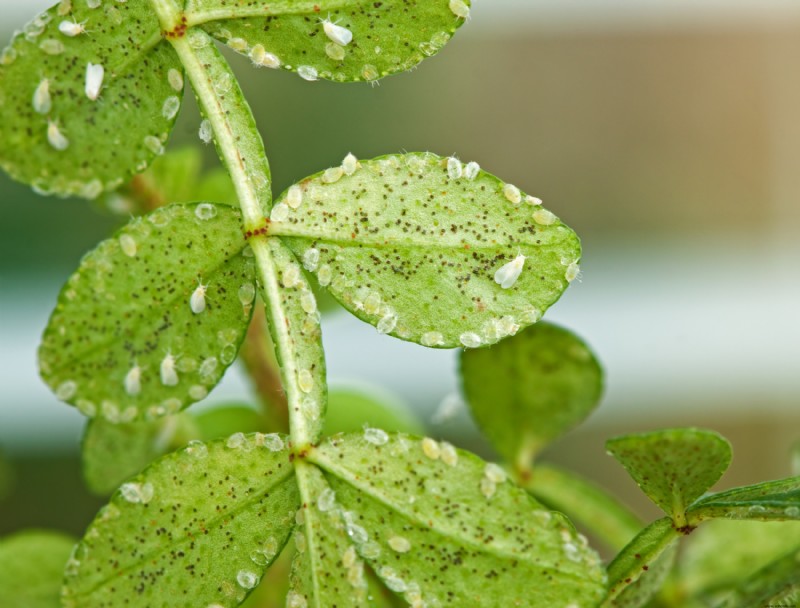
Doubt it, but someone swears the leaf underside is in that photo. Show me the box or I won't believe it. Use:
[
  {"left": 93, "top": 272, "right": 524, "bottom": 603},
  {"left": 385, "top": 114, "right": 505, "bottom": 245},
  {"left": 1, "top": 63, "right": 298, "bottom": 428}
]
[
  {"left": 39, "top": 203, "right": 256, "bottom": 423},
  {"left": 190, "top": 0, "right": 469, "bottom": 83},
  {"left": 62, "top": 434, "right": 299, "bottom": 608},
  {"left": 275, "top": 152, "right": 581, "bottom": 349},
  {"left": 606, "top": 428, "right": 732, "bottom": 520},
  {"left": 0, "top": 0, "right": 183, "bottom": 198},
  {"left": 461, "top": 321, "right": 603, "bottom": 465},
  {"left": 688, "top": 476, "right": 800, "bottom": 523},
  {"left": 307, "top": 432, "right": 607, "bottom": 607}
]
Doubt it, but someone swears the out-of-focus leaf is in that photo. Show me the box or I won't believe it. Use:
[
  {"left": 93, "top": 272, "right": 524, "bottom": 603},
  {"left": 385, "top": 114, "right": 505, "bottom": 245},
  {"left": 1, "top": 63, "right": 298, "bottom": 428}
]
[
  {"left": 607, "top": 429, "right": 732, "bottom": 524},
  {"left": 688, "top": 476, "right": 800, "bottom": 524},
  {"left": 39, "top": 203, "right": 256, "bottom": 423},
  {"left": 322, "top": 385, "right": 424, "bottom": 436},
  {"left": 716, "top": 546, "right": 800, "bottom": 608},
  {"left": 276, "top": 152, "right": 580, "bottom": 349},
  {"left": 0, "top": 1, "right": 183, "bottom": 198},
  {"left": 188, "top": 0, "right": 471, "bottom": 84},
  {"left": 0, "top": 530, "right": 76, "bottom": 608},
  {"left": 461, "top": 322, "right": 602, "bottom": 468},
  {"left": 194, "top": 404, "right": 266, "bottom": 440},
  {"left": 62, "top": 434, "right": 298, "bottom": 608}
]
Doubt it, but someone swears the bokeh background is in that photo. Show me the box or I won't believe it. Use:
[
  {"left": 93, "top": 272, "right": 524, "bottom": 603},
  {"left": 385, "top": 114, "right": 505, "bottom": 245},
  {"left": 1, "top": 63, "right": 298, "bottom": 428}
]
[{"left": 1, "top": 0, "right": 799, "bottom": 536}]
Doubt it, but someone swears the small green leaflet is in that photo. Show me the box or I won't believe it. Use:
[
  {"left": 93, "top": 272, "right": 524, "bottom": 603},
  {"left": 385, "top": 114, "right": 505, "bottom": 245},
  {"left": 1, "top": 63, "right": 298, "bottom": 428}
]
[
  {"left": 461, "top": 322, "right": 603, "bottom": 467},
  {"left": 687, "top": 476, "right": 800, "bottom": 523},
  {"left": 275, "top": 152, "right": 581, "bottom": 349},
  {"left": 39, "top": 203, "right": 256, "bottom": 422},
  {"left": 307, "top": 432, "right": 607, "bottom": 607},
  {"left": 606, "top": 428, "right": 732, "bottom": 524},
  {"left": 187, "top": 0, "right": 470, "bottom": 84},
  {"left": 608, "top": 543, "right": 677, "bottom": 608},
  {"left": 0, "top": 530, "right": 76, "bottom": 608},
  {"left": 62, "top": 434, "right": 299, "bottom": 608},
  {"left": 323, "top": 385, "right": 424, "bottom": 436},
  {"left": 0, "top": 0, "right": 183, "bottom": 198}
]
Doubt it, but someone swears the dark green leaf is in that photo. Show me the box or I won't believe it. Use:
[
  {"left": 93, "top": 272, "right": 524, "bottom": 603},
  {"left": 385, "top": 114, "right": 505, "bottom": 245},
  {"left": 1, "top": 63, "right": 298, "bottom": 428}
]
[
  {"left": 322, "top": 385, "right": 424, "bottom": 436},
  {"left": 39, "top": 203, "right": 256, "bottom": 422},
  {"left": 275, "top": 152, "right": 580, "bottom": 349},
  {"left": 688, "top": 476, "right": 800, "bottom": 523},
  {"left": 461, "top": 322, "right": 603, "bottom": 467},
  {"left": 0, "top": 1, "right": 182, "bottom": 198},
  {"left": 0, "top": 530, "right": 76, "bottom": 608},
  {"left": 308, "top": 432, "right": 607, "bottom": 607},
  {"left": 606, "top": 428, "right": 732, "bottom": 525},
  {"left": 188, "top": 0, "right": 470, "bottom": 83},
  {"left": 62, "top": 434, "right": 299, "bottom": 608}
]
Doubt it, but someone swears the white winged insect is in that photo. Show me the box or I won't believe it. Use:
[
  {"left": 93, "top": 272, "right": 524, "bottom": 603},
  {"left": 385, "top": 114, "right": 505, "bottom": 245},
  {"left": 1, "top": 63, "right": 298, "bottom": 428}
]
[
  {"left": 321, "top": 15, "right": 353, "bottom": 46},
  {"left": 494, "top": 253, "right": 526, "bottom": 289}
]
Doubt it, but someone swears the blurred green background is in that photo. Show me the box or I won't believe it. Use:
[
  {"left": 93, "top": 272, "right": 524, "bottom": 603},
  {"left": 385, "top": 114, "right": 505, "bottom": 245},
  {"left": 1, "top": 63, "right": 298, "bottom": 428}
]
[{"left": 1, "top": 0, "right": 799, "bottom": 540}]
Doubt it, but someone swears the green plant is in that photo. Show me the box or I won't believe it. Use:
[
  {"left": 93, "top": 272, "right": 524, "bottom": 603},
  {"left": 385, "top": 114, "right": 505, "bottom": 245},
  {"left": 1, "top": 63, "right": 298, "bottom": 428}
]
[{"left": 0, "top": 1, "right": 798, "bottom": 607}]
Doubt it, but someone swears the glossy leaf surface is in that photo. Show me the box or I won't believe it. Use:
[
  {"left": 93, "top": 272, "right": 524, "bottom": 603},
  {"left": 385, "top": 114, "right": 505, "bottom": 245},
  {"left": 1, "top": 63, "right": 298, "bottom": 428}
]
[
  {"left": 62, "top": 434, "right": 299, "bottom": 608},
  {"left": 606, "top": 428, "right": 732, "bottom": 522},
  {"left": 462, "top": 322, "right": 603, "bottom": 466},
  {"left": 308, "top": 432, "right": 607, "bottom": 607},
  {"left": 275, "top": 153, "right": 580, "bottom": 349},
  {"left": 39, "top": 203, "right": 256, "bottom": 422},
  {"left": 0, "top": 1, "right": 182, "bottom": 198},
  {"left": 189, "top": 0, "right": 470, "bottom": 83}
]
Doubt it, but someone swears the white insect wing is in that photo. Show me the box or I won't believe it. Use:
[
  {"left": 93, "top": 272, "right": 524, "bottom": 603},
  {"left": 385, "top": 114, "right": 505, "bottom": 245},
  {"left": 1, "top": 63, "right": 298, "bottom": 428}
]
[
  {"left": 190, "top": 283, "right": 207, "bottom": 314},
  {"left": 124, "top": 365, "right": 141, "bottom": 396},
  {"left": 323, "top": 19, "right": 353, "bottom": 46},
  {"left": 160, "top": 355, "right": 178, "bottom": 386},
  {"left": 85, "top": 62, "right": 104, "bottom": 100},
  {"left": 494, "top": 254, "right": 525, "bottom": 289}
]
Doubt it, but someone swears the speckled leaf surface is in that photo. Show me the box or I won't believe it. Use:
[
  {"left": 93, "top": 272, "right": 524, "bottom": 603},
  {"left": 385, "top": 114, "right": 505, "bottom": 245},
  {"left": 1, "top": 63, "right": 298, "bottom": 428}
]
[
  {"left": 0, "top": 530, "right": 76, "bottom": 608},
  {"left": 687, "top": 477, "right": 800, "bottom": 523},
  {"left": 188, "top": 0, "right": 469, "bottom": 84},
  {"left": 606, "top": 429, "right": 732, "bottom": 521},
  {"left": 461, "top": 322, "right": 603, "bottom": 466},
  {"left": 0, "top": 1, "right": 183, "bottom": 198},
  {"left": 309, "top": 432, "right": 607, "bottom": 607},
  {"left": 62, "top": 434, "right": 298, "bottom": 608},
  {"left": 275, "top": 153, "right": 580, "bottom": 349},
  {"left": 39, "top": 203, "right": 256, "bottom": 423},
  {"left": 610, "top": 543, "right": 677, "bottom": 608},
  {"left": 287, "top": 462, "right": 372, "bottom": 608},
  {"left": 82, "top": 413, "right": 201, "bottom": 495}
]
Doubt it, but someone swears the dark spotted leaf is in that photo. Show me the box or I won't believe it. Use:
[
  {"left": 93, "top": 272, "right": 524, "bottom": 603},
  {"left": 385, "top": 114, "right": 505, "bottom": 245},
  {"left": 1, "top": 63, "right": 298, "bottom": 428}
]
[
  {"left": 39, "top": 203, "right": 256, "bottom": 422},
  {"left": 187, "top": 0, "right": 470, "bottom": 84},
  {"left": 274, "top": 152, "right": 581, "bottom": 349},
  {"left": 62, "top": 434, "right": 298, "bottom": 608},
  {"left": 0, "top": 0, "right": 183, "bottom": 198}
]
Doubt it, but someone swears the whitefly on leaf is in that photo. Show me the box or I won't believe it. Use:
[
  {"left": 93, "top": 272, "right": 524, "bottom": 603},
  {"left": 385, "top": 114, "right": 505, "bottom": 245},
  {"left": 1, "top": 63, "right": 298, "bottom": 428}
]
[
  {"left": 0, "top": 0, "right": 185, "bottom": 198},
  {"left": 38, "top": 203, "right": 256, "bottom": 423},
  {"left": 188, "top": 0, "right": 470, "bottom": 84},
  {"left": 272, "top": 152, "right": 581, "bottom": 349}
]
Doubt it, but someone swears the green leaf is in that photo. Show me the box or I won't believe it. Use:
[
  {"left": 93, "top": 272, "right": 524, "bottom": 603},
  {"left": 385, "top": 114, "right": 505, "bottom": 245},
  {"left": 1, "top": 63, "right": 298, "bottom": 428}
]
[
  {"left": 679, "top": 520, "right": 800, "bottom": 600},
  {"left": 0, "top": 530, "right": 77, "bottom": 608},
  {"left": 461, "top": 322, "right": 603, "bottom": 468},
  {"left": 188, "top": 0, "right": 470, "bottom": 84},
  {"left": 307, "top": 432, "right": 607, "bottom": 607},
  {"left": 194, "top": 404, "right": 267, "bottom": 439},
  {"left": 275, "top": 152, "right": 580, "bottom": 349},
  {"left": 82, "top": 413, "right": 201, "bottom": 495},
  {"left": 38, "top": 203, "right": 256, "bottom": 422},
  {"left": 602, "top": 517, "right": 681, "bottom": 607},
  {"left": 610, "top": 543, "right": 677, "bottom": 608},
  {"left": 606, "top": 428, "right": 732, "bottom": 525},
  {"left": 323, "top": 385, "right": 424, "bottom": 436},
  {"left": 687, "top": 476, "right": 800, "bottom": 523},
  {"left": 0, "top": 1, "right": 183, "bottom": 198},
  {"left": 716, "top": 546, "right": 800, "bottom": 608},
  {"left": 62, "top": 434, "right": 299, "bottom": 608},
  {"left": 527, "top": 464, "right": 643, "bottom": 553}
]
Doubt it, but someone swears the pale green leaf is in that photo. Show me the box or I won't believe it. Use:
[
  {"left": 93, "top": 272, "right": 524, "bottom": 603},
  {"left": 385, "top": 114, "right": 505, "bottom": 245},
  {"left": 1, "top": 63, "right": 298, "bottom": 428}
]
[
  {"left": 0, "top": 1, "right": 183, "bottom": 198},
  {"left": 82, "top": 413, "right": 201, "bottom": 495},
  {"left": 187, "top": 0, "right": 470, "bottom": 84},
  {"left": 687, "top": 476, "right": 800, "bottom": 523},
  {"left": 62, "top": 434, "right": 299, "bottom": 608},
  {"left": 39, "top": 203, "right": 256, "bottom": 422},
  {"left": 461, "top": 322, "right": 603, "bottom": 467},
  {"left": 0, "top": 530, "right": 76, "bottom": 608},
  {"left": 308, "top": 432, "right": 607, "bottom": 607},
  {"left": 679, "top": 520, "right": 800, "bottom": 600},
  {"left": 275, "top": 152, "right": 580, "bottom": 349},
  {"left": 606, "top": 428, "right": 732, "bottom": 524},
  {"left": 716, "top": 546, "right": 800, "bottom": 608},
  {"left": 323, "top": 385, "right": 424, "bottom": 436},
  {"left": 602, "top": 517, "right": 681, "bottom": 607},
  {"left": 527, "top": 464, "right": 643, "bottom": 553},
  {"left": 193, "top": 404, "right": 267, "bottom": 439}
]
